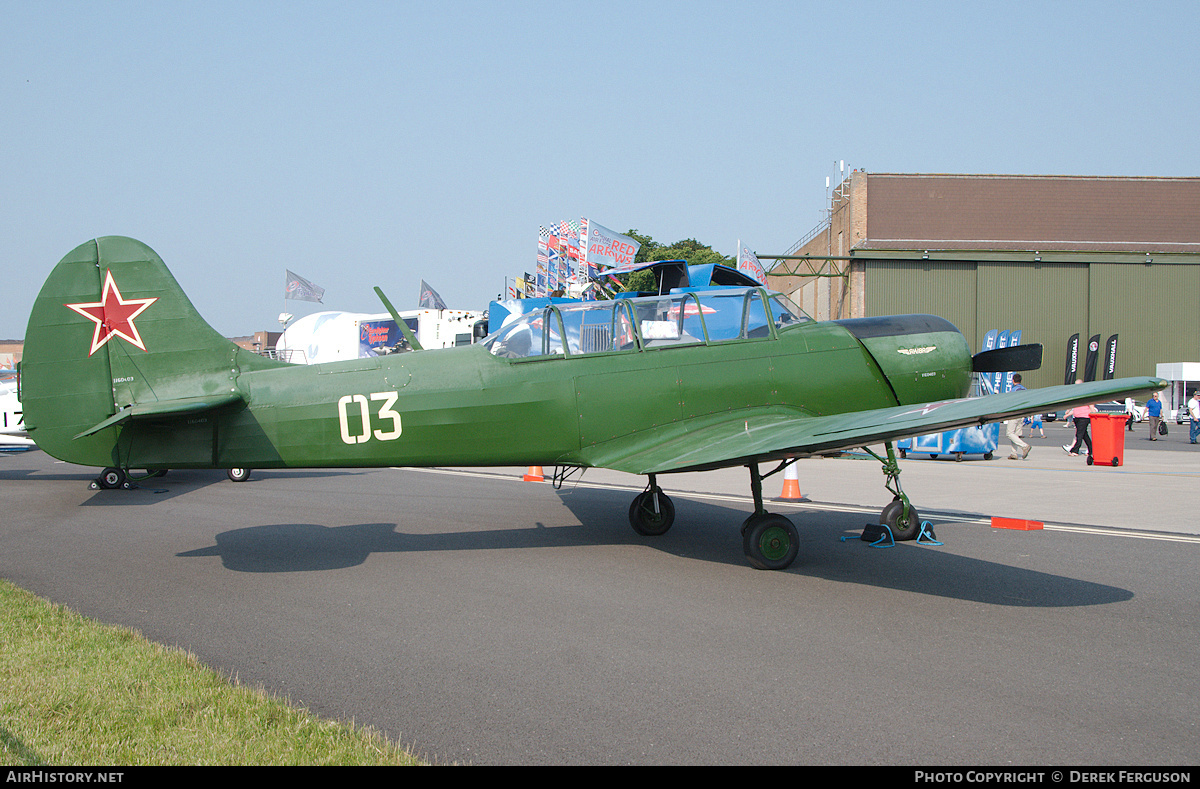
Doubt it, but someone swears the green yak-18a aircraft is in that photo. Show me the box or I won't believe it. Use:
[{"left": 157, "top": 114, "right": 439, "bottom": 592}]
[{"left": 20, "top": 237, "right": 1165, "bottom": 570}]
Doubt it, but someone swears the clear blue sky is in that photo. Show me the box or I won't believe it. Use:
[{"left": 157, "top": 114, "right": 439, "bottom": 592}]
[{"left": 3, "top": 0, "right": 1198, "bottom": 339}]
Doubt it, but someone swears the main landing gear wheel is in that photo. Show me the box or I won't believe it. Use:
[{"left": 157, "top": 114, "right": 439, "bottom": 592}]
[
  {"left": 863, "top": 442, "right": 923, "bottom": 542},
  {"left": 742, "top": 513, "right": 799, "bottom": 571},
  {"left": 98, "top": 467, "right": 127, "bottom": 489},
  {"left": 227, "top": 467, "right": 251, "bottom": 482},
  {"left": 738, "top": 462, "right": 801, "bottom": 570},
  {"left": 629, "top": 486, "right": 675, "bottom": 536},
  {"left": 880, "top": 498, "right": 920, "bottom": 541}
]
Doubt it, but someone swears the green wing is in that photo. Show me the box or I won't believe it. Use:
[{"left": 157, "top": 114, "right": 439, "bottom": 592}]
[{"left": 573, "top": 376, "right": 1166, "bottom": 476}]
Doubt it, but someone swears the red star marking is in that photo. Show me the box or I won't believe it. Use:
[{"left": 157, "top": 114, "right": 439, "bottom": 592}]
[{"left": 65, "top": 269, "right": 158, "bottom": 356}]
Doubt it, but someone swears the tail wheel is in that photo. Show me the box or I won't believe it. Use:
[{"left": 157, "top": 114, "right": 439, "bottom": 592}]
[
  {"left": 628, "top": 489, "right": 674, "bottom": 536},
  {"left": 227, "top": 468, "right": 251, "bottom": 482},
  {"left": 98, "top": 467, "right": 126, "bottom": 489},
  {"left": 881, "top": 498, "right": 920, "bottom": 541},
  {"left": 742, "top": 513, "right": 799, "bottom": 571}
]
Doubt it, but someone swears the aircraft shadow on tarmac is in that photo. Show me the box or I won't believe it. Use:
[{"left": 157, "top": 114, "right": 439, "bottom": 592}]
[
  {"left": 557, "top": 486, "right": 1133, "bottom": 608},
  {"left": 176, "top": 484, "right": 1131, "bottom": 609}
]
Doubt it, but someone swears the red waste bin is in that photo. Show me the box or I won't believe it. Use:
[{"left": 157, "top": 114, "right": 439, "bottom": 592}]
[{"left": 1088, "top": 413, "right": 1127, "bottom": 467}]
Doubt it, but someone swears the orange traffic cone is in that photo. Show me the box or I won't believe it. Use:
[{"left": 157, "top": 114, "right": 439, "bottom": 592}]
[
  {"left": 778, "top": 462, "right": 804, "bottom": 500},
  {"left": 523, "top": 466, "right": 544, "bottom": 482}
]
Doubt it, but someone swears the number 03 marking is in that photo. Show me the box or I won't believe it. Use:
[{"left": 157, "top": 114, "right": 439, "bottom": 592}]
[{"left": 338, "top": 392, "right": 402, "bottom": 445}]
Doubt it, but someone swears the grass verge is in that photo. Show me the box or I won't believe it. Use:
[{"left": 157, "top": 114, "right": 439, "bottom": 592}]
[{"left": 0, "top": 579, "right": 425, "bottom": 765}]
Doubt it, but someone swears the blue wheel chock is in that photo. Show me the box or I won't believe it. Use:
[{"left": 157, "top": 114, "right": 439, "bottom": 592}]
[
  {"left": 839, "top": 523, "right": 894, "bottom": 547},
  {"left": 840, "top": 520, "right": 943, "bottom": 547},
  {"left": 915, "top": 521, "right": 942, "bottom": 546}
]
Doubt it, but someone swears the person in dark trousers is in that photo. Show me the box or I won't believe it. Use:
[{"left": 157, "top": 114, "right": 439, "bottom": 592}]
[
  {"left": 1189, "top": 391, "right": 1200, "bottom": 444},
  {"left": 1063, "top": 379, "right": 1096, "bottom": 456}
]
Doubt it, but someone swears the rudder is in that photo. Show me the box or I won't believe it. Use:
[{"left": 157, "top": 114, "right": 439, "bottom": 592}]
[{"left": 21, "top": 237, "right": 285, "bottom": 468}]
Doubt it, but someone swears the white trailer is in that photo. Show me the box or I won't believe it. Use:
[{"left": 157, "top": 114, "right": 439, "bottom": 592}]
[
  {"left": 0, "top": 376, "right": 35, "bottom": 448},
  {"left": 1155, "top": 362, "right": 1200, "bottom": 423},
  {"left": 275, "top": 308, "right": 485, "bottom": 365}
]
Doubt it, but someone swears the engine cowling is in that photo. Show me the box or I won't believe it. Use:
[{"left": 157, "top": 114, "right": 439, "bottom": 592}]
[{"left": 834, "top": 315, "right": 974, "bottom": 405}]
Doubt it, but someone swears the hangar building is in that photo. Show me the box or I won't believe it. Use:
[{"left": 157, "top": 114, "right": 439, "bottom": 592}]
[{"left": 768, "top": 173, "right": 1200, "bottom": 391}]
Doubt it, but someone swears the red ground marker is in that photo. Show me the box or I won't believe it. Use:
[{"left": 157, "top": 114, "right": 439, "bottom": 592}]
[{"left": 991, "top": 517, "right": 1044, "bottom": 531}]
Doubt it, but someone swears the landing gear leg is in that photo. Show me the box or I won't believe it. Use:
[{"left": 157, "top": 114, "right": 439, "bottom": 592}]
[
  {"left": 864, "top": 442, "right": 920, "bottom": 541},
  {"left": 741, "top": 463, "right": 799, "bottom": 570},
  {"left": 628, "top": 474, "right": 674, "bottom": 536}
]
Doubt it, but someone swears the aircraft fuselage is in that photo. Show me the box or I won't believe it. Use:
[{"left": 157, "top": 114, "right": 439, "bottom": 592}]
[{"left": 105, "top": 312, "right": 971, "bottom": 473}]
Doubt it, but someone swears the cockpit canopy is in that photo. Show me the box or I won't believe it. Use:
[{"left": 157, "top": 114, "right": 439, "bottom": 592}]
[{"left": 484, "top": 288, "right": 811, "bottom": 359}]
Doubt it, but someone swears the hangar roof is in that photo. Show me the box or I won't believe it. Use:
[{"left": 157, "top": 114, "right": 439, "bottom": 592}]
[{"left": 855, "top": 174, "right": 1200, "bottom": 254}]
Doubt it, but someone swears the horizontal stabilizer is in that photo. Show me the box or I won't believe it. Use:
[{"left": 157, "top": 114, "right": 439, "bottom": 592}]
[
  {"left": 74, "top": 392, "right": 244, "bottom": 439},
  {"left": 973, "top": 343, "right": 1043, "bottom": 372}
]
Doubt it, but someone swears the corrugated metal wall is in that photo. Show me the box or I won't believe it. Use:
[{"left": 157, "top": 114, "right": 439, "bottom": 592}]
[
  {"left": 1089, "top": 263, "right": 1200, "bottom": 379},
  {"left": 865, "top": 260, "right": 977, "bottom": 346},
  {"left": 976, "top": 262, "right": 1087, "bottom": 389},
  {"left": 863, "top": 258, "right": 1195, "bottom": 390}
]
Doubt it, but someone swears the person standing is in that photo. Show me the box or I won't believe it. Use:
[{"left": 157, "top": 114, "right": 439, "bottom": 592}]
[
  {"left": 1189, "top": 391, "right": 1200, "bottom": 444},
  {"left": 1146, "top": 392, "right": 1163, "bottom": 441},
  {"left": 1006, "top": 373, "right": 1031, "bottom": 459},
  {"left": 1063, "top": 379, "right": 1096, "bottom": 456}
]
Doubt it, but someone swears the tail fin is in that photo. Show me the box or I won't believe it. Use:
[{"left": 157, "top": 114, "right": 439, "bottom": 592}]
[{"left": 22, "top": 237, "right": 286, "bottom": 468}]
